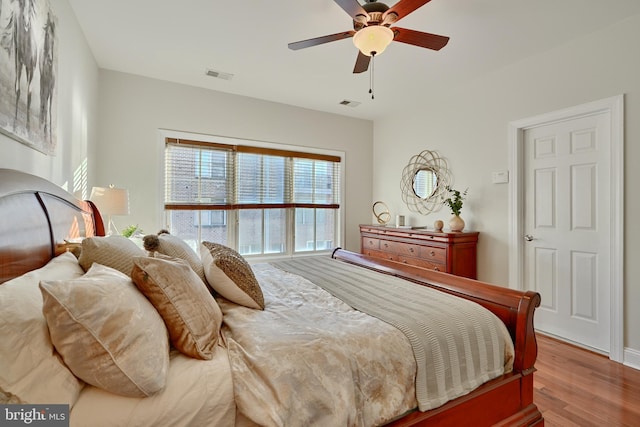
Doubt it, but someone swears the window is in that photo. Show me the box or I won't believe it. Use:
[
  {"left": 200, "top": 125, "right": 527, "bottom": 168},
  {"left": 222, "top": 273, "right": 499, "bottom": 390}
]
[
  {"left": 164, "top": 137, "right": 342, "bottom": 257},
  {"left": 196, "top": 150, "right": 226, "bottom": 180},
  {"left": 194, "top": 210, "right": 226, "bottom": 227}
]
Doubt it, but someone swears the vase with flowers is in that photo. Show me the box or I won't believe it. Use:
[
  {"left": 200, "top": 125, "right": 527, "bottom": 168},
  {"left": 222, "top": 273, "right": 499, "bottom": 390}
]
[{"left": 443, "top": 186, "right": 468, "bottom": 232}]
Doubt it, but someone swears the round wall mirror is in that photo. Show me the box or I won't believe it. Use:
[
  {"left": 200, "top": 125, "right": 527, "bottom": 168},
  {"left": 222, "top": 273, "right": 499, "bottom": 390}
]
[
  {"left": 413, "top": 168, "right": 438, "bottom": 199},
  {"left": 400, "top": 150, "right": 451, "bottom": 214}
]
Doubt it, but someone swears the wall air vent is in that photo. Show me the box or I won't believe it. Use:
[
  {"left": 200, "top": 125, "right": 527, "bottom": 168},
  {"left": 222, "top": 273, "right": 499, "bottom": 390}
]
[
  {"left": 205, "top": 69, "right": 234, "bottom": 80},
  {"left": 339, "top": 99, "right": 361, "bottom": 107}
]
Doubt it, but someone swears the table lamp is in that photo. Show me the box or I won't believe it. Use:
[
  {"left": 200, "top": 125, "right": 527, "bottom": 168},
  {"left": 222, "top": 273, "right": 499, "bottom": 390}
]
[{"left": 90, "top": 185, "right": 129, "bottom": 235}]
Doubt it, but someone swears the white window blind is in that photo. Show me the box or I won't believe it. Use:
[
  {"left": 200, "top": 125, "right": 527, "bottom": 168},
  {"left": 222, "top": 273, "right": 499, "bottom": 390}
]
[
  {"left": 164, "top": 137, "right": 341, "bottom": 256},
  {"left": 165, "top": 138, "right": 340, "bottom": 210}
]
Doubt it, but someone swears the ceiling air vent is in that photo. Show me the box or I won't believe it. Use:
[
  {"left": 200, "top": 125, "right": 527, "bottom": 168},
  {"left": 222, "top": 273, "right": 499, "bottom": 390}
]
[
  {"left": 206, "top": 69, "right": 234, "bottom": 80},
  {"left": 339, "top": 99, "right": 361, "bottom": 108}
]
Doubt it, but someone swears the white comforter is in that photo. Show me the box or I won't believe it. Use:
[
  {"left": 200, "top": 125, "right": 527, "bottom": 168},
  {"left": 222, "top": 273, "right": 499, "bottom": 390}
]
[
  {"left": 220, "top": 263, "right": 418, "bottom": 427},
  {"left": 71, "top": 258, "right": 513, "bottom": 427}
]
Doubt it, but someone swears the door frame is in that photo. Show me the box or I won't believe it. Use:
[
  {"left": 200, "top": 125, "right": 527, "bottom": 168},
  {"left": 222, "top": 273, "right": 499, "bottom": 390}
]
[{"left": 507, "top": 95, "right": 624, "bottom": 362}]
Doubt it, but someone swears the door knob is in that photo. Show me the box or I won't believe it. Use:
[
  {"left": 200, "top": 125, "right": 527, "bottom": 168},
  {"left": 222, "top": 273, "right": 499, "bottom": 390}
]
[{"left": 524, "top": 234, "right": 534, "bottom": 242}]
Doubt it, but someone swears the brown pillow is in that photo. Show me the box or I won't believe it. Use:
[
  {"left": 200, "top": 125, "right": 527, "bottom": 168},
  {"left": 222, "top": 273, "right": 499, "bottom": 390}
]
[
  {"left": 200, "top": 241, "right": 265, "bottom": 310},
  {"left": 40, "top": 264, "right": 170, "bottom": 398},
  {"left": 131, "top": 256, "right": 223, "bottom": 360},
  {"left": 78, "top": 235, "right": 145, "bottom": 276},
  {"left": 143, "top": 233, "right": 206, "bottom": 284}
]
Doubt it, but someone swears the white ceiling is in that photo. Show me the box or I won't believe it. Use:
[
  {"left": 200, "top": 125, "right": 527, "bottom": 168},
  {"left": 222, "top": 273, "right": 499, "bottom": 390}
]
[{"left": 68, "top": 0, "right": 640, "bottom": 121}]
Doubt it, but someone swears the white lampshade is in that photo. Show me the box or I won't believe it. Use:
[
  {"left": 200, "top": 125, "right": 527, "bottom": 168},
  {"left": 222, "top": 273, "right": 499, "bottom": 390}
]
[
  {"left": 90, "top": 185, "right": 129, "bottom": 215},
  {"left": 353, "top": 25, "right": 394, "bottom": 56},
  {"left": 90, "top": 185, "right": 129, "bottom": 235}
]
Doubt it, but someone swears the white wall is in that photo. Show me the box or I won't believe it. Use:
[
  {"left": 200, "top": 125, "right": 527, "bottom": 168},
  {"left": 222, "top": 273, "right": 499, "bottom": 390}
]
[
  {"left": 94, "top": 70, "right": 373, "bottom": 252},
  {"left": 4, "top": 0, "right": 636, "bottom": 362},
  {"left": 0, "top": 0, "right": 98, "bottom": 195},
  {"left": 373, "top": 15, "right": 640, "bottom": 355}
]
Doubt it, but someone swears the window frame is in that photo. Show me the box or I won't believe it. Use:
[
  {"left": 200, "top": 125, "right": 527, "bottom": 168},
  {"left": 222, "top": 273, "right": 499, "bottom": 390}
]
[{"left": 163, "top": 135, "right": 344, "bottom": 259}]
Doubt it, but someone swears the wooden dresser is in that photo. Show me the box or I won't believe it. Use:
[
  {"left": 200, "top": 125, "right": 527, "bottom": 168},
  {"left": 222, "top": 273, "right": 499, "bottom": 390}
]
[{"left": 359, "top": 225, "right": 479, "bottom": 279}]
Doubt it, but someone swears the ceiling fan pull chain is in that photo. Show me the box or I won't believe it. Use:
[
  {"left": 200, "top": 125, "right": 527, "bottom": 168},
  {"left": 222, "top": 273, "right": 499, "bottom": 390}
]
[{"left": 370, "top": 53, "right": 375, "bottom": 100}]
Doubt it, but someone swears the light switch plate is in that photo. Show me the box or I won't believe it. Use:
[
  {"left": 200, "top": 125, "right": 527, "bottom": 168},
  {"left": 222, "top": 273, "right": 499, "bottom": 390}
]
[{"left": 492, "top": 171, "right": 509, "bottom": 184}]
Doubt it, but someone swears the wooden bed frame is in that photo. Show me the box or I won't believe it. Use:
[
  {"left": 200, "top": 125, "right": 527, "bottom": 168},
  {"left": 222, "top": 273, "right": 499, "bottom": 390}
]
[{"left": 0, "top": 168, "right": 543, "bottom": 426}]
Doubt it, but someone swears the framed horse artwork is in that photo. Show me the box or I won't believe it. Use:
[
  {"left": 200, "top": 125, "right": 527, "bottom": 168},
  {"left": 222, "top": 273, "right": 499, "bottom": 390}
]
[{"left": 0, "top": 0, "right": 58, "bottom": 155}]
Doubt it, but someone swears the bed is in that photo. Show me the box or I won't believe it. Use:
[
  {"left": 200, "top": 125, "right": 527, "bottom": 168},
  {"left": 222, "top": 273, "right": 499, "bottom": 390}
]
[{"left": 0, "top": 168, "right": 544, "bottom": 426}]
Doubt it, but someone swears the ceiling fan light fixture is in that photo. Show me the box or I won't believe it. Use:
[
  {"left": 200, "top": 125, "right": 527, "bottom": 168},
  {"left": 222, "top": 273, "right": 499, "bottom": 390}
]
[{"left": 353, "top": 25, "right": 394, "bottom": 57}]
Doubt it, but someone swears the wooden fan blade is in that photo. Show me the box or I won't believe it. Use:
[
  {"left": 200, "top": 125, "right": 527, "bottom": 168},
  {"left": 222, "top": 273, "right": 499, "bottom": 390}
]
[
  {"left": 288, "top": 31, "right": 355, "bottom": 50},
  {"left": 383, "top": 0, "right": 432, "bottom": 22},
  {"left": 391, "top": 27, "right": 449, "bottom": 50},
  {"left": 334, "top": 0, "right": 369, "bottom": 19},
  {"left": 353, "top": 51, "right": 371, "bottom": 74}
]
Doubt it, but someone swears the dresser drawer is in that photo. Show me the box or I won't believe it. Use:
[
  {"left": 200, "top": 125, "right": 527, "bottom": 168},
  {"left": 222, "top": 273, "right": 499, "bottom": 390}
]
[
  {"left": 419, "top": 246, "right": 446, "bottom": 263},
  {"left": 379, "top": 240, "right": 422, "bottom": 257},
  {"left": 420, "top": 262, "right": 445, "bottom": 273},
  {"left": 397, "top": 256, "right": 445, "bottom": 272},
  {"left": 363, "top": 249, "right": 392, "bottom": 261},
  {"left": 362, "top": 237, "right": 380, "bottom": 250}
]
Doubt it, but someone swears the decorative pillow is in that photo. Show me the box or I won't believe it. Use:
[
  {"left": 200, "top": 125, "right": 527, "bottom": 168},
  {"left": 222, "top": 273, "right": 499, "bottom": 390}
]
[
  {"left": 131, "top": 256, "right": 223, "bottom": 360},
  {"left": 40, "top": 264, "right": 170, "bottom": 398},
  {"left": 0, "top": 252, "right": 85, "bottom": 406},
  {"left": 78, "top": 235, "right": 145, "bottom": 276},
  {"left": 200, "top": 241, "right": 265, "bottom": 310},
  {"left": 143, "top": 232, "right": 206, "bottom": 284}
]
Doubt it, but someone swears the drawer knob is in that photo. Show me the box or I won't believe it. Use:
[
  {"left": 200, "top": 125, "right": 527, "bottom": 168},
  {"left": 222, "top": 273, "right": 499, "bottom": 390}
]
[
  {"left": 409, "top": 247, "right": 414, "bottom": 253},
  {"left": 434, "top": 267, "right": 440, "bottom": 271},
  {"left": 384, "top": 243, "right": 388, "bottom": 248},
  {"left": 430, "top": 250, "right": 435, "bottom": 256}
]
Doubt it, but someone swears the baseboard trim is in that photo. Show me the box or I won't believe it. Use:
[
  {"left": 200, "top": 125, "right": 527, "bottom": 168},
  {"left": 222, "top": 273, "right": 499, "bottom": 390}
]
[{"left": 624, "top": 347, "right": 640, "bottom": 370}]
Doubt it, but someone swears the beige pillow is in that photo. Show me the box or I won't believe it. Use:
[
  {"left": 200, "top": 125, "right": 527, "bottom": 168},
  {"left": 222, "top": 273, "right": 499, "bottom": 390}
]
[
  {"left": 143, "top": 233, "right": 206, "bottom": 284},
  {"left": 201, "top": 242, "right": 265, "bottom": 310},
  {"left": 131, "top": 256, "right": 223, "bottom": 360},
  {"left": 0, "top": 252, "right": 85, "bottom": 406},
  {"left": 78, "top": 235, "right": 145, "bottom": 276},
  {"left": 40, "top": 264, "right": 170, "bottom": 398}
]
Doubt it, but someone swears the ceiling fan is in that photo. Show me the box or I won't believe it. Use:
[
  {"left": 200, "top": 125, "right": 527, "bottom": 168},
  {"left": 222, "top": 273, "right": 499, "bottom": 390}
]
[{"left": 288, "top": 0, "right": 450, "bottom": 74}]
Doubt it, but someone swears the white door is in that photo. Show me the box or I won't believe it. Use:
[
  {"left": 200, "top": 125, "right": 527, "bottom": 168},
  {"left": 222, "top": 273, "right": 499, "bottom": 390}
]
[{"left": 523, "top": 112, "right": 611, "bottom": 353}]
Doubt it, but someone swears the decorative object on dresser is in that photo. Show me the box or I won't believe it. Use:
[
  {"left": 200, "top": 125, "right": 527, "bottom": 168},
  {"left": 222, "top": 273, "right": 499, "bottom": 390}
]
[
  {"left": 360, "top": 224, "right": 478, "bottom": 279},
  {"left": 433, "top": 219, "right": 444, "bottom": 231},
  {"left": 443, "top": 186, "right": 468, "bottom": 232},
  {"left": 400, "top": 150, "right": 451, "bottom": 214},
  {"left": 371, "top": 200, "right": 391, "bottom": 225}
]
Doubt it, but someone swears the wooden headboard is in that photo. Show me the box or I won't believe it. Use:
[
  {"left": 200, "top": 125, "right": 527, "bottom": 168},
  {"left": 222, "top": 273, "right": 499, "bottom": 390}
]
[{"left": 0, "top": 169, "right": 105, "bottom": 284}]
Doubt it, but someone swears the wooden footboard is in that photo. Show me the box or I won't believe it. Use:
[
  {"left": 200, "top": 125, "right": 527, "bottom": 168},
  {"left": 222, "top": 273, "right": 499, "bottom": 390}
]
[{"left": 332, "top": 248, "right": 543, "bottom": 426}]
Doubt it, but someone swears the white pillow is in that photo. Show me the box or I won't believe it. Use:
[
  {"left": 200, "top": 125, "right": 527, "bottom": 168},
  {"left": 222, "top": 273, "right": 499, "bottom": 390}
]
[
  {"left": 0, "top": 252, "right": 85, "bottom": 406},
  {"left": 144, "top": 233, "right": 206, "bottom": 284},
  {"left": 78, "top": 235, "right": 145, "bottom": 276},
  {"left": 40, "top": 264, "right": 170, "bottom": 398},
  {"left": 200, "top": 242, "right": 264, "bottom": 310}
]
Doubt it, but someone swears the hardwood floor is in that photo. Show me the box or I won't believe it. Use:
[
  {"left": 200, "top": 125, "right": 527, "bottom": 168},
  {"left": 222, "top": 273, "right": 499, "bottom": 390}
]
[{"left": 534, "top": 334, "right": 640, "bottom": 426}]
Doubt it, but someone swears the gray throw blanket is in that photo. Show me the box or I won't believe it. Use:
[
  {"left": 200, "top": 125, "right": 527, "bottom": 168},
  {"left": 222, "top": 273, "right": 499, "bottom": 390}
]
[{"left": 271, "top": 256, "right": 514, "bottom": 411}]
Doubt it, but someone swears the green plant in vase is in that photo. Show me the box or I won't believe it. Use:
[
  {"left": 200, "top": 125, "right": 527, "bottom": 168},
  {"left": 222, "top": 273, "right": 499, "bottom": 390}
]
[
  {"left": 122, "top": 224, "right": 143, "bottom": 238},
  {"left": 443, "top": 186, "right": 468, "bottom": 231}
]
